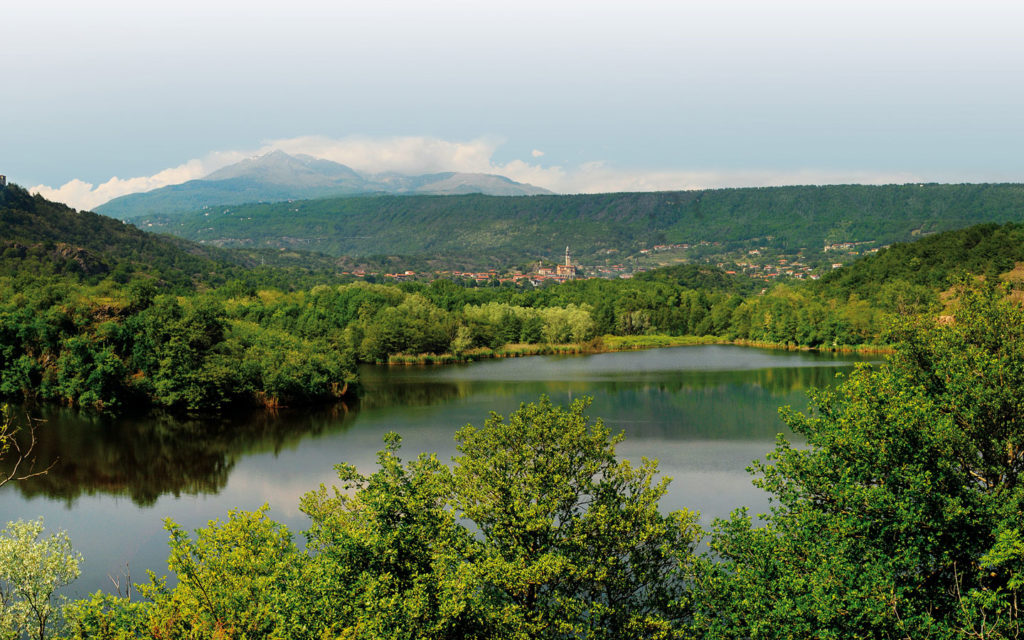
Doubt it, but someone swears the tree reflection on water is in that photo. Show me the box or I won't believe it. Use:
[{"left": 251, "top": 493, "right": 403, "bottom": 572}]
[
  {"left": 0, "top": 403, "right": 361, "bottom": 506},
  {"left": 1, "top": 352, "right": 863, "bottom": 506}
]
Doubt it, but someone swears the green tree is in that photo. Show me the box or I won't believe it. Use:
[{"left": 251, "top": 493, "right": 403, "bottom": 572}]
[
  {"left": 357, "top": 294, "right": 455, "bottom": 361},
  {"left": 62, "top": 592, "right": 150, "bottom": 640},
  {"left": 453, "top": 396, "right": 699, "bottom": 639},
  {"left": 127, "top": 296, "right": 235, "bottom": 411},
  {"left": 297, "top": 433, "right": 487, "bottom": 639},
  {"left": 0, "top": 519, "right": 81, "bottom": 640},
  {"left": 140, "top": 507, "right": 299, "bottom": 639}
]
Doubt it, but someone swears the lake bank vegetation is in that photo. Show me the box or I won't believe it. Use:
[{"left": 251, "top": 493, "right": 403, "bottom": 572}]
[
  {"left": 3, "top": 284, "right": 1024, "bottom": 638},
  {"left": 0, "top": 268, "right": 888, "bottom": 413}
]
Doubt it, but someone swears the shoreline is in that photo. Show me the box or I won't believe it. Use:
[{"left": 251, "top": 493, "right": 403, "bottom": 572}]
[{"left": 382, "top": 335, "right": 892, "bottom": 365}]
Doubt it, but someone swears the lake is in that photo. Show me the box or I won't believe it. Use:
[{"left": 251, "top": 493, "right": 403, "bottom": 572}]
[{"left": 0, "top": 345, "right": 872, "bottom": 595}]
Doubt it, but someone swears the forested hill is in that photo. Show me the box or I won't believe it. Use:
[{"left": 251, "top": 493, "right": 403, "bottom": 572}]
[
  {"left": 0, "top": 183, "right": 247, "bottom": 286},
  {"left": 0, "top": 183, "right": 360, "bottom": 289},
  {"left": 817, "top": 222, "right": 1024, "bottom": 303},
  {"left": 132, "top": 183, "right": 1024, "bottom": 266},
  {"left": 633, "top": 263, "right": 759, "bottom": 295}
]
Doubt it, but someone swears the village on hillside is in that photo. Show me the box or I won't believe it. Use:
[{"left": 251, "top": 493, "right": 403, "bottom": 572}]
[{"left": 350, "top": 239, "right": 883, "bottom": 286}]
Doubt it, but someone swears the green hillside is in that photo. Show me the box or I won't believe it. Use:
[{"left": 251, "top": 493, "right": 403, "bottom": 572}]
[
  {"left": 0, "top": 183, "right": 358, "bottom": 290},
  {"left": 0, "top": 183, "right": 358, "bottom": 413},
  {"left": 132, "top": 183, "right": 1024, "bottom": 268},
  {"left": 0, "top": 183, "right": 244, "bottom": 287},
  {"left": 817, "top": 221, "right": 1024, "bottom": 303}
]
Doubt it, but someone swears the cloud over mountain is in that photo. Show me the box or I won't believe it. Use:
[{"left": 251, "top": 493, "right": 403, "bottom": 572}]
[{"left": 30, "top": 135, "right": 923, "bottom": 211}]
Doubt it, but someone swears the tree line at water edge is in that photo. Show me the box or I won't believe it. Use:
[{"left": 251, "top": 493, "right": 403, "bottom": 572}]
[{"left": 0, "top": 270, "right": 902, "bottom": 414}]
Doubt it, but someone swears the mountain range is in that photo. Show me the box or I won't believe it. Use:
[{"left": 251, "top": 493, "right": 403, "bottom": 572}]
[{"left": 94, "top": 150, "right": 552, "bottom": 219}]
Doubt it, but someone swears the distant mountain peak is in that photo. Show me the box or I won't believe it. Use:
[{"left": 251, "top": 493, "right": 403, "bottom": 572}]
[
  {"left": 204, "top": 150, "right": 363, "bottom": 185},
  {"left": 95, "top": 151, "right": 553, "bottom": 219}
]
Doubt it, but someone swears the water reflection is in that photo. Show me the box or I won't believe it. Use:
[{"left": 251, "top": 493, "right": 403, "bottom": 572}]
[
  {"left": 360, "top": 361, "right": 855, "bottom": 441},
  {"left": 2, "top": 348, "right": 869, "bottom": 507},
  {"left": 1, "top": 404, "right": 358, "bottom": 506},
  {"left": 2, "top": 348, "right": 870, "bottom": 507}
]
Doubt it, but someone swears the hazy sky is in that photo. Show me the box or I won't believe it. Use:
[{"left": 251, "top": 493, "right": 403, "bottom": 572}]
[{"left": 5, "top": 0, "right": 1024, "bottom": 209}]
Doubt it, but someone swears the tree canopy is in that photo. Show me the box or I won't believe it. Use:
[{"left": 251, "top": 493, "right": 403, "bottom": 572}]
[{"left": 697, "top": 283, "right": 1024, "bottom": 638}]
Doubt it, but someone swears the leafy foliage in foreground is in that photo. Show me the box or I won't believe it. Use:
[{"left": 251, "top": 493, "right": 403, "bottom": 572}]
[
  {"left": 452, "top": 398, "right": 696, "bottom": 638},
  {"left": 0, "top": 519, "right": 81, "bottom": 640},
  {"left": 697, "top": 284, "right": 1024, "bottom": 638}
]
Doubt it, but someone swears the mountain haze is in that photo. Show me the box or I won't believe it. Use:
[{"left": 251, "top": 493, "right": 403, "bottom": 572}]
[
  {"left": 94, "top": 151, "right": 552, "bottom": 219},
  {"left": 371, "top": 171, "right": 554, "bottom": 196}
]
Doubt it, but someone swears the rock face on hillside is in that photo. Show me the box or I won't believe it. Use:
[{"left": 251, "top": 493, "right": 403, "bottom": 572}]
[{"left": 94, "top": 151, "right": 552, "bottom": 219}]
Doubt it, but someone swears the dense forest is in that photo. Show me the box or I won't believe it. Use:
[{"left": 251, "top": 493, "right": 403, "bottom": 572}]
[
  {"left": 130, "top": 183, "right": 1024, "bottom": 268},
  {"left": 3, "top": 285, "right": 1024, "bottom": 638}
]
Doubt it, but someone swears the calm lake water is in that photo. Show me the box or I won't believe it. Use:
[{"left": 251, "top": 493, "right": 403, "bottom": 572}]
[{"left": 0, "top": 345, "right": 872, "bottom": 595}]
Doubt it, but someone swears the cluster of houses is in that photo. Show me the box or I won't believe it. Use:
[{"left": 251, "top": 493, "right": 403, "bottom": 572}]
[
  {"left": 533, "top": 247, "right": 579, "bottom": 281},
  {"left": 374, "top": 247, "right": 627, "bottom": 285},
  {"left": 734, "top": 258, "right": 818, "bottom": 281},
  {"left": 823, "top": 241, "right": 872, "bottom": 252},
  {"left": 344, "top": 239, "right": 881, "bottom": 286}
]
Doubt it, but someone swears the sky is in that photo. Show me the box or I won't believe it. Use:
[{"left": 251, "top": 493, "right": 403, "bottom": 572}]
[{"left": 4, "top": 0, "right": 1024, "bottom": 210}]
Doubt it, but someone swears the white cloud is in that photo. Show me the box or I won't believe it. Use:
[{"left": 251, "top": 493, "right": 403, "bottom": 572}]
[
  {"left": 266, "top": 134, "right": 504, "bottom": 176},
  {"left": 29, "top": 134, "right": 926, "bottom": 210},
  {"left": 29, "top": 150, "right": 249, "bottom": 211}
]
